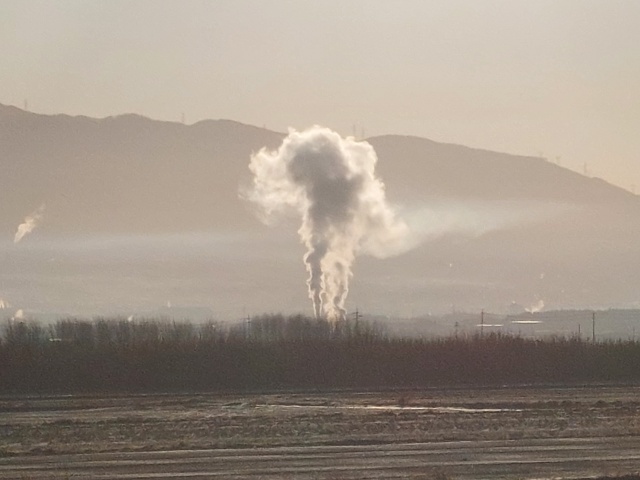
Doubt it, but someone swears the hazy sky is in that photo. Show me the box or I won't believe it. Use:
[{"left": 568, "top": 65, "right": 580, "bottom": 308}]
[{"left": 2, "top": 0, "right": 639, "bottom": 189}]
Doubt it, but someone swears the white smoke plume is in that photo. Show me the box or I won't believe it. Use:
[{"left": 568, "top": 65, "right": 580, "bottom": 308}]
[
  {"left": 14, "top": 204, "right": 45, "bottom": 244},
  {"left": 246, "top": 126, "right": 410, "bottom": 320},
  {"left": 403, "top": 200, "right": 575, "bottom": 241},
  {"left": 525, "top": 299, "right": 545, "bottom": 313}
]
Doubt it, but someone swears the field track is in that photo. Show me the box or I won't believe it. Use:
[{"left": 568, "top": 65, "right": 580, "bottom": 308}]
[{"left": 1, "top": 436, "right": 639, "bottom": 479}]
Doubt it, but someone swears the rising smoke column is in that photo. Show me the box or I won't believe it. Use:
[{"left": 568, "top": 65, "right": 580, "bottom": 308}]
[
  {"left": 246, "top": 127, "right": 409, "bottom": 320},
  {"left": 14, "top": 204, "right": 45, "bottom": 244}
]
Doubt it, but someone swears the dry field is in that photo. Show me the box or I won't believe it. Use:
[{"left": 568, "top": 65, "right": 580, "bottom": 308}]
[{"left": 0, "top": 385, "right": 639, "bottom": 478}]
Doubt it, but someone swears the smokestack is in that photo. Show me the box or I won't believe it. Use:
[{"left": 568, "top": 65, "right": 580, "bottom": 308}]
[{"left": 245, "top": 126, "right": 409, "bottom": 321}]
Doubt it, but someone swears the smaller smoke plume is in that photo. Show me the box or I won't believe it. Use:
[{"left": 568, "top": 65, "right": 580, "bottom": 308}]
[
  {"left": 12, "top": 309, "right": 24, "bottom": 320},
  {"left": 0, "top": 299, "right": 7, "bottom": 309},
  {"left": 14, "top": 204, "right": 45, "bottom": 244},
  {"left": 525, "top": 299, "right": 545, "bottom": 313}
]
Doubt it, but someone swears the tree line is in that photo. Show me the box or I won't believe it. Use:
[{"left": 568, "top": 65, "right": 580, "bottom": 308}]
[{"left": 1, "top": 314, "right": 639, "bottom": 393}]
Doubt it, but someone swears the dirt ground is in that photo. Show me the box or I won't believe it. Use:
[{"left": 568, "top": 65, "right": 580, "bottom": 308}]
[{"left": 1, "top": 384, "right": 639, "bottom": 457}]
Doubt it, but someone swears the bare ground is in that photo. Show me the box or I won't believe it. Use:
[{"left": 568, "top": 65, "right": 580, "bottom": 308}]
[{"left": 0, "top": 385, "right": 639, "bottom": 478}]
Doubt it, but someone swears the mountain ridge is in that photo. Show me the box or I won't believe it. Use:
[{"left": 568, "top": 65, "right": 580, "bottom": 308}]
[
  {"left": 2, "top": 104, "right": 640, "bottom": 316},
  {"left": 2, "top": 103, "right": 636, "bottom": 237}
]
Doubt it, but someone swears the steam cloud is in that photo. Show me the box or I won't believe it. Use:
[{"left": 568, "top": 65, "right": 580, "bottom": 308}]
[
  {"left": 525, "top": 299, "right": 545, "bottom": 313},
  {"left": 404, "top": 200, "right": 574, "bottom": 240},
  {"left": 14, "top": 204, "right": 45, "bottom": 244},
  {"left": 246, "top": 127, "right": 409, "bottom": 320}
]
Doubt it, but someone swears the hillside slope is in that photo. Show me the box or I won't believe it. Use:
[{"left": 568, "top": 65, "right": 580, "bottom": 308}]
[
  {"left": 3, "top": 104, "right": 638, "bottom": 236},
  {"left": 2, "top": 104, "right": 640, "bottom": 316},
  {"left": 0, "top": 104, "right": 282, "bottom": 235}
]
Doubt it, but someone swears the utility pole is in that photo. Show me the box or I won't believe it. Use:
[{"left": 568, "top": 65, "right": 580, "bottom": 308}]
[
  {"left": 353, "top": 307, "right": 361, "bottom": 334},
  {"left": 592, "top": 311, "right": 596, "bottom": 344},
  {"left": 480, "top": 309, "right": 484, "bottom": 338}
]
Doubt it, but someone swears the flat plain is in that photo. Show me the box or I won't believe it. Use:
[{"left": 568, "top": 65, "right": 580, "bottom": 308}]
[{"left": 1, "top": 385, "right": 639, "bottom": 479}]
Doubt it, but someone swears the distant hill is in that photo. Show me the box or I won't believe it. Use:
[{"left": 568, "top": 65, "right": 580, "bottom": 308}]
[
  {"left": 2, "top": 104, "right": 640, "bottom": 316},
  {"left": 369, "top": 134, "right": 637, "bottom": 206},
  {"left": 2, "top": 103, "right": 638, "bottom": 236},
  {"left": 0, "top": 104, "right": 283, "bottom": 235}
]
